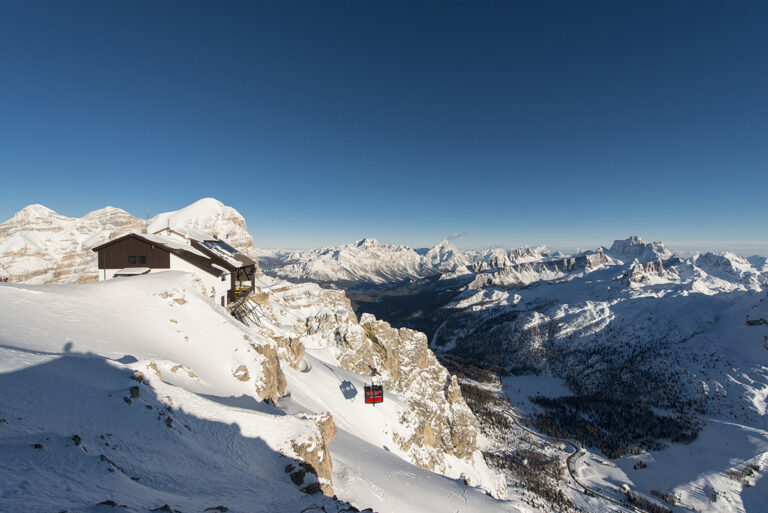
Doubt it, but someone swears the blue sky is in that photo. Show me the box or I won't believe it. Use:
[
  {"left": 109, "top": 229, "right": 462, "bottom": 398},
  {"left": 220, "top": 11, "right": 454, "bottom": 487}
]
[{"left": 1, "top": 1, "right": 766, "bottom": 253}]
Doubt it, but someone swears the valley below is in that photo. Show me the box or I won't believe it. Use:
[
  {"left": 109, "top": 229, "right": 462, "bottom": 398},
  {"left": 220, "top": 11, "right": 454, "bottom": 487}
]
[{"left": 262, "top": 235, "right": 768, "bottom": 513}]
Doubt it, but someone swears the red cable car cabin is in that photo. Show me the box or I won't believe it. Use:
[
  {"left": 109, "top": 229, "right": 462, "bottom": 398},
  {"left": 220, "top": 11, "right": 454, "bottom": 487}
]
[{"left": 364, "top": 384, "right": 383, "bottom": 404}]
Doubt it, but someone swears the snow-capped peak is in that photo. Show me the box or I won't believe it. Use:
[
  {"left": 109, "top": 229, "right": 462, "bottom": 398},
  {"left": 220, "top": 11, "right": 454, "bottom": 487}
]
[
  {"left": 13, "top": 204, "right": 62, "bottom": 220},
  {"left": 425, "top": 239, "right": 470, "bottom": 271},
  {"left": 148, "top": 197, "right": 230, "bottom": 232},
  {"left": 354, "top": 237, "right": 380, "bottom": 248},
  {"left": 606, "top": 235, "right": 672, "bottom": 263},
  {"left": 82, "top": 206, "right": 133, "bottom": 219},
  {"left": 146, "top": 198, "right": 256, "bottom": 256},
  {"left": 432, "top": 239, "right": 456, "bottom": 250}
]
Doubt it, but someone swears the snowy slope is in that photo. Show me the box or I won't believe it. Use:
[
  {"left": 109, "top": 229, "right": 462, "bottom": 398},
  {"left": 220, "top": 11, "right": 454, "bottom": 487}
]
[
  {"left": 0, "top": 274, "right": 346, "bottom": 512},
  {"left": 0, "top": 349, "right": 353, "bottom": 513},
  {"left": 281, "top": 354, "right": 521, "bottom": 513},
  {"left": 0, "top": 273, "right": 525, "bottom": 513},
  {"left": 0, "top": 273, "right": 282, "bottom": 400}
]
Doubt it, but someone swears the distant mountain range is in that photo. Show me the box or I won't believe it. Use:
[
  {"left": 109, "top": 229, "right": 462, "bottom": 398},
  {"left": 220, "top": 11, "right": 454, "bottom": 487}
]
[{"left": 261, "top": 233, "right": 766, "bottom": 293}]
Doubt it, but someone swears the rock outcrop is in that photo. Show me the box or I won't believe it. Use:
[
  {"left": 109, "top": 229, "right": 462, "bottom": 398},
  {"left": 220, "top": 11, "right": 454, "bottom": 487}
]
[
  {"left": 290, "top": 412, "right": 338, "bottom": 495},
  {"left": 606, "top": 235, "right": 672, "bottom": 264},
  {"left": 336, "top": 314, "right": 480, "bottom": 466},
  {"left": 247, "top": 336, "right": 287, "bottom": 403},
  {"left": 623, "top": 258, "right": 676, "bottom": 285},
  {"left": 250, "top": 278, "right": 507, "bottom": 498}
]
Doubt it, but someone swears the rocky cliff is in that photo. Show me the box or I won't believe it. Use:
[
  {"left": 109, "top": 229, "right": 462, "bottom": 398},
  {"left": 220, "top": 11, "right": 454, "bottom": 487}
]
[
  {"left": 0, "top": 205, "right": 143, "bottom": 283},
  {"left": 336, "top": 314, "right": 482, "bottom": 467},
  {"left": 241, "top": 277, "right": 508, "bottom": 498}
]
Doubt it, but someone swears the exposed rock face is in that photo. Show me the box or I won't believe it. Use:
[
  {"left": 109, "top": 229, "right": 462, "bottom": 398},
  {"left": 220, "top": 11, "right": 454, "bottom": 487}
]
[
  {"left": 335, "top": 314, "right": 480, "bottom": 466},
  {"left": 249, "top": 338, "right": 287, "bottom": 403},
  {"left": 471, "top": 246, "right": 546, "bottom": 272},
  {"left": 606, "top": 235, "right": 672, "bottom": 263},
  {"left": 624, "top": 258, "right": 675, "bottom": 285},
  {"left": 251, "top": 278, "right": 506, "bottom": 497},
  {"left": 0, "top": 199, "right": 259, "bottom": 284},
  {"left": 0, "top": 205, "right": 143, "bottom": 283},
  {"left": 271, "top": 335, "right": 306, "bottom": 370},
  {"left": 290, "top": 412, "right": 338, "bottom": 496}
]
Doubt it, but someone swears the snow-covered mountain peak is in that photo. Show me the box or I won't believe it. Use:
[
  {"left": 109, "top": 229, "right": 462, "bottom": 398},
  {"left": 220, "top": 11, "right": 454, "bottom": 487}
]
[
  {"left": 354, "top": 237, "right": 381, "bottom": 248},
  {"left": 190, "top": 196, "right": 224, "bottom": 207},
  {"left": 147, "top": 198, "right": 257, "bottom": 256},
  {"left": 81, "top": 206, "right": 137, "bottom": 225},
  {"left": 83, "top": 205, "right": 130, "bottom": 216},
  {"left": 12, "top": 203, "right": 63, "bottom": 221},
  {"left": 606, "top": 235, "right": 672, "bottom": 263},
  {"left": 690, "top": 251, "right": 767, "bottom": 288},
  {"left": 148, "top": 197, "right": 234, "bottom": 231},
  {"left": 432, "top": 239, "right": 456, "bottom": 250},
  {"left": 425, "top": 239, "right": 471, "bottom": 272}
]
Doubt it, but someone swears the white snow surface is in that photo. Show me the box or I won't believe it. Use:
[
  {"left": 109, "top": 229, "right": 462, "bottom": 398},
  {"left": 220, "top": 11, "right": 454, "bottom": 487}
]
[{"left": 0, "top": 272, "right": 525, "bottom": 513}]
